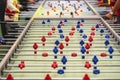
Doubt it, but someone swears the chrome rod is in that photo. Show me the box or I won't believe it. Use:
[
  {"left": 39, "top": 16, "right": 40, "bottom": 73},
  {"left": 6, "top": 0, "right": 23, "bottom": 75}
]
[
  {"left": 1, "top": 77, "right": 120, "bottom": 80},
  {"left": 3, "top": 70, "right": 120, "bottom": 73},
  {"left": 7, "top": 64, "right": 120, "bottom": 67}
]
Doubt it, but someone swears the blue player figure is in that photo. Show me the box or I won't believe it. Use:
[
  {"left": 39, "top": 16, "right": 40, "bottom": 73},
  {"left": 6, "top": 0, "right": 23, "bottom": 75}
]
[
  {"left": 81, "top": 46, "right": 86, "bottom": 59},
  {"left": 76, "top": 24, "right": 80, "bottom": 31},
  {"left": 55, "top": 40, "right": 60, "bottom": 46},
  {"left": 100, "top": 29, "right": 104, "bottom": 36},
  {"left": 82, "top": 34, "right": 87, "bottom": 41},
  {"left": 79, "top": 40, "right": 85, "bottom": 46},
  {"left": 108, "top": 46, "right": 114, "bottom": 59},
  {"left": 53, "top": 46, "right": 59, "bottom": 59},
  {"left": 92, "top": 55, "right": 99, "bottom": 69},
  {"left": 79, "top": 29, "right": 84, "bottom": 36},
  {"left": 96, "top": 24, "right": 99, "bottom": 31},
  {"left": 104, "top": 39, "right": 110, "bottom": 48},
  {"left": 42, "top": 20, "right": 46, "bottom": 24},
  {"left": 61, "top": 56, "right": 67, "bottom": 69},
  {"left": 47, "top": 19, "right": 51, "bottom": 26}
]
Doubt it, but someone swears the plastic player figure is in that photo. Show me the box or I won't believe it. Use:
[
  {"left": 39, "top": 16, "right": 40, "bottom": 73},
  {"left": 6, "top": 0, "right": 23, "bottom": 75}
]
[
  {"left": 60, "top": 12, "right": 63, "bottom": 17},
  {"left": 70, "top": 12, "right": 74, "bottom": 18},
  {"left": 47, "top": 11, "right": 50, "bottom": 15}
]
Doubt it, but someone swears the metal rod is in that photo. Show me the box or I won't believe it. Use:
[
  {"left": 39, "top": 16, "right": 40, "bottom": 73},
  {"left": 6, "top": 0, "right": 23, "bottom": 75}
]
[
  {"left": 15, "top": 49, "right": 120, "bottom": 52},
  {"left": 21, "top": 41, "right": 117, "bottom": 44},
  {"left": 18, "top": 45, "right": 120, "bottom": 48},
  {"left": 1, "top": 77, "right": 120, "bottom": 80},
  {"left": 10, "top": 48, "right": 120, "bottom": 52},
  {"left": 3, "top": 70, "right": 120, "bottom": 73},
  {"left": 8, "top": 33, "right": 111, "bottom": 35},
  {"left": 7, "top": 64, "right": 120, "bottom": 67},
  {"left": 13, "top": 54, "right": 120, "bottom": 56},
  {"left": 10, "top": 58, "right": 120, "bottom": 61},
  {"left": 23, "top": 37, "right": 116, "bottom": 41},
  {"left": 34, "top": 16, "right": 100, "bottom": 20}
]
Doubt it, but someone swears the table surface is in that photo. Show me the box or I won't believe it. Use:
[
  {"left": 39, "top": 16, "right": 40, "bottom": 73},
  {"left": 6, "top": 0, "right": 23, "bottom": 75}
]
[
  {"left": 38, "top": 0, "right": 94, "bottom": 18},
  {"left": 1, "top": 19, "right": 120, "bottom": 79}
]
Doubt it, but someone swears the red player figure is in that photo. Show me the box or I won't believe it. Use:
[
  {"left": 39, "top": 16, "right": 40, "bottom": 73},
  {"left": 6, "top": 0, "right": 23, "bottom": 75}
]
[
  {"left": 60, "top": 12, "right": 63, "bottom": 17},
  {"left": 47, "top": 11, "right": 50, "bottom": 15},
  {"left": 71, "top": 52, "right": 77, "bottom": 57},
  {"left": 44, "top": 74, "right": 52, "bottom": 80},
  {"left": 42, "top": 52, "right": 48, "bottom": 57},
  {"left": 88, "top": 36, "right": 93, "bottom": 47},
  {"left": 89, "top": 43, "right": 92, "bottom": 46},
  {"left": 98, "top": 22, "right": 101, "bottom": 26},
  {"left": 41, "top": 36, "right": 46, "bottom": 46},
  {"left": 84, "top": 61, "right": 91, "bottom": 69},
  {"left": 79, "top": 23, "right": 83, "bottom": 26},
  {"left": 6, "top": 73, "right": 14, "bottom": 80},
  {"left": 85, "top": 43, "right": 90, "bottom": 50},
  {"left": 60, "top": 23, "right": 64, "bottom": 26},
  {"left": 51, "top": 61, "right": 58, "bottom": 69},
  {"left": 71, "top": 26, "right": 76, "bottom": 31},
  {"left": 33, "top": 43, "right": 38, "bottom": 50},
  {"left": 100, "top": 52, "right": 107, "bottom": 57},
  {"left": 114, "top": 21, "right": 118, "bottom": 24},
  {"left": 51, "top": 26, "right": 56, "bottom": 33},
  {"left": 86, "top": 51, "right": 89, "bottom": 54},
  {"left": 69, "top": 31, "right": 74, "bottom": 36},
  {"left": 47, "top": 3, "right": 51, "bottom": 7},
  {"left": 88, "top": 36, "right": 93, "bottom": 42},
  {"left": 65, "top": 36, "right": 70, "bottom": 46},
  {"left": 48, "top": 32, "right": 52, "bottom": 37},
  {"left": 59, "top": 43, "right": 64, "bottom": 54},
  {"left": 82, "top": 74, "right": 90, "bottom": 80},
  {"left": 53, "top": 9, "right": 56, "bottom": 12},
  {"left": 75, "top": 11, "right": 79, "bottom": 15},
  {"left": 33, "top": 43, "right": 38, "bottom": 54},
  {"left": 85, "top": 43, "right": 90, "bottom": 54},
  {"left": 59, "top": 43, "right": 64, "bottom": 49},
  {"left": 34, "top": 51, "right": 37, "bottom": 54},
  {"left": 91, "top": 26, "right": 95, "bottom": 31},
  {"left": 90, "top": 31, "right": 95, "bottom": 36},
  {"left": 80, "top": 9, "right": 83, "bottom": 12},
  {"left": 78, "top": 6, "right": 80, "bottom": 9},
  {"left": 18, "top": 60, "right": 25, "bottom": 69}
]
